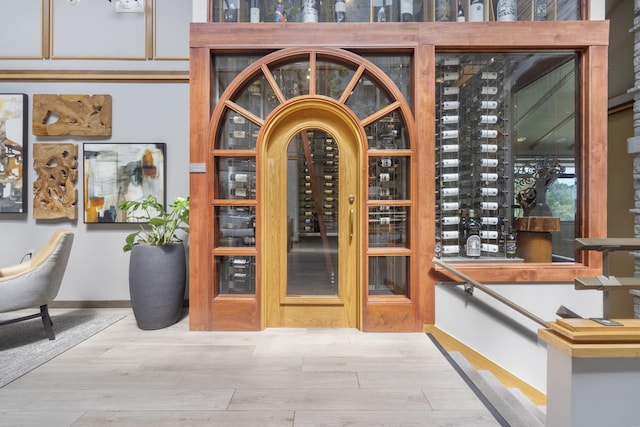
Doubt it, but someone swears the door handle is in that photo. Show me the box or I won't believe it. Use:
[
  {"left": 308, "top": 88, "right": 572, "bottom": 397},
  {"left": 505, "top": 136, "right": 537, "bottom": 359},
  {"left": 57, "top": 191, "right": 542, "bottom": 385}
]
[
  {"left": 349, "top": 208, "right": 354, "bottom": 239},
  {"left": 348, "top": 194, "right": 355, "bottom": 240}
]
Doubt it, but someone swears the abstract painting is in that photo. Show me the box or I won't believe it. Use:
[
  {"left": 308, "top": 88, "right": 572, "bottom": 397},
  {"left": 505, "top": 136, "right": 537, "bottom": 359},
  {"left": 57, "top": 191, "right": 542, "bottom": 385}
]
[
  {"left": 83, "top": 143, "right": 165, "bottom": 223},
  {"left": 0, "top": 94, "right": 27, "bottom": 213}
]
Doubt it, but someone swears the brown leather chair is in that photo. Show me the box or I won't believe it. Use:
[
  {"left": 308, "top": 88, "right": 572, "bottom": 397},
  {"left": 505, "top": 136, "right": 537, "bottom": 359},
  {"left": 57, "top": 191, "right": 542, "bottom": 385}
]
[{"left": 0, "top": 230, "right": 74, "bottom": 340}]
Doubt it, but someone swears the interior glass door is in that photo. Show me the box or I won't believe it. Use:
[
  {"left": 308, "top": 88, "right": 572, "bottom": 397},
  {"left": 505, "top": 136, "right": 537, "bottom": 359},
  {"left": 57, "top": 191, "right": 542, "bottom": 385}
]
[{"left": 287, "top": 129, "right": 339, "bottom": 296}]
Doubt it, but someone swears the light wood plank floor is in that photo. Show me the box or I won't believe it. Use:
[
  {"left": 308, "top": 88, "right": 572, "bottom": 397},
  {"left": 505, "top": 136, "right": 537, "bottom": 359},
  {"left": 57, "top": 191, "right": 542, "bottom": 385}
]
[{"left": 0, "top": 308, "right": 500, "bottom": 426}]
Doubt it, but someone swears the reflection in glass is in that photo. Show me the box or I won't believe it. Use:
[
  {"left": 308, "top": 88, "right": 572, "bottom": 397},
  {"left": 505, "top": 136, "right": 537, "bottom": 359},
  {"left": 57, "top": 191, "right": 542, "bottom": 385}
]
[
  {"left": 216, "top": 157, "right": 256, "bottom": 200},
  {"left": 361, "top": 54, "right": 412, "bottom": 104},
  {"left": 214, "top": 55, "right": 264, "bottom": 97},
  {"left": 316, "top": 59, "right": 356, "bottom": 100},
  {"left": 216, "top": 206, "right": 256, "bottom": 247},
  {"left": 368, "top": 156, "right": 408, "bottom": 200},
  {"left": 217, "top": 255, "right": 256, "bottom": 294},
  {"left": 365, "top": 110, "right": 408, "bottom": 149},
  {"left": 434, "top": 51, "right": 578, "bottom": 262},
  {"left": 218, "top": 108, "right": 259, "bottom": 150},
  {"left": 345, "top": 74, "right": 393, "bottom": 119},
  {"left": 286, "top": 129, "right": 339, "bottom": 296},
  {"left": 270, "top": 60, "right": 310, "bottom": 99},
  {"left": 369, "top": 206, "right": 408, "bottom": 247},
  {"left": 368, "top": 256, "right": 407, "bottom": 295},
  {"left": 233, "top": 74, "right": 280, "bottom": 120}
]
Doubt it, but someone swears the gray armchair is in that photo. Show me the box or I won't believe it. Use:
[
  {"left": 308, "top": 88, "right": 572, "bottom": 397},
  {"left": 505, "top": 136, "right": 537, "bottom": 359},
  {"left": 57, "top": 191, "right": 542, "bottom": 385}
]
[{"left": 0, "top": 229, "right": 74, "bottom": 340}]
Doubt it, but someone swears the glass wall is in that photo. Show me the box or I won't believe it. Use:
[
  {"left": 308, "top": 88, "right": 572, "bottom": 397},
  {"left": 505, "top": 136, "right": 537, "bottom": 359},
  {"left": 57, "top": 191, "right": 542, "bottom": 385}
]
[{"left": 434, "top": 51, "right": 578, "bottom": 263}]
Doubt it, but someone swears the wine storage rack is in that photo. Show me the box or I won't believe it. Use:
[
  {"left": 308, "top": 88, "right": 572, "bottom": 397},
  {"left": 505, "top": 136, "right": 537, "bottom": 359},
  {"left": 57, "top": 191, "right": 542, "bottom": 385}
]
[
  {"left": 211, "top": 0, "right": 583, "bottom": 23},
  {"left": 435, "top": 54, "right": 517, "bottom": 260},
  {"left": 295, "top": 130, "right": 339, "bottom": 236}
]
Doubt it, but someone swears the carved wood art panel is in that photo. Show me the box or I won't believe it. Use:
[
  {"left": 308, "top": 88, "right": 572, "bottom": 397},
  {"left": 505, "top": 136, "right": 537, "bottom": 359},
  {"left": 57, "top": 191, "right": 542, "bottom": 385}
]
[
  {"left": 32, "top": 94, "right": 112, "bottom": 137},
  {"left": 33, "top": 143, "right": 78, "bottom": 220}
]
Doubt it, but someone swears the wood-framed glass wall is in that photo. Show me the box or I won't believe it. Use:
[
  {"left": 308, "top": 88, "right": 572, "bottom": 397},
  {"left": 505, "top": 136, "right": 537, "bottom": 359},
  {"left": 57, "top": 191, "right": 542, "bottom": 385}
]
[{"left": 189, "top": 19, "right": 608, "bottom": 331}]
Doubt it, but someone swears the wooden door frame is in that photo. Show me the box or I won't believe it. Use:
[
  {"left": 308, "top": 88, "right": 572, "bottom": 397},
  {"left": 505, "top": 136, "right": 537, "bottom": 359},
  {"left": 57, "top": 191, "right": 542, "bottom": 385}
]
[{"left": 259, "top": 97, "right": 365, "bottom": 329}]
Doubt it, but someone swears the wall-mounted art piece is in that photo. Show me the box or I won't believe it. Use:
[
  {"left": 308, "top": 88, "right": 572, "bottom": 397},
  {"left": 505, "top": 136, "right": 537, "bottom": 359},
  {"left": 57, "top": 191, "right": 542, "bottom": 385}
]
[
  {"left": 0, "top": 93, "right": 27, "bottom": 213},
  {"left": 83, "top": 143, "right": 166, "bottom": 223},
  {"left": 33, "top": 143, "right": 78, "bottom": 220},
  {"left": 32, "top": 94, "right": 112, "bottom": 137}
]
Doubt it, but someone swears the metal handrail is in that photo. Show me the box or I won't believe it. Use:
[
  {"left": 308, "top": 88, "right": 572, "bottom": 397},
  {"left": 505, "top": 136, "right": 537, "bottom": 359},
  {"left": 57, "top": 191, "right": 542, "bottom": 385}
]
[{"left": 433, "top": 258, "right": 549, "bottom": 328}]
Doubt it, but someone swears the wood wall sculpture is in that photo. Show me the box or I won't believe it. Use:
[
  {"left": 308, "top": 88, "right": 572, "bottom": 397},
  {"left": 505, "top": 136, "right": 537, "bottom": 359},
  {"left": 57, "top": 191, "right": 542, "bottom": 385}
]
[
  {"left": 33, "top": 143, "right": 78, "bottom": 220},
  {"left": 32, "top": 94, "right": 112, "bottom": 137}
]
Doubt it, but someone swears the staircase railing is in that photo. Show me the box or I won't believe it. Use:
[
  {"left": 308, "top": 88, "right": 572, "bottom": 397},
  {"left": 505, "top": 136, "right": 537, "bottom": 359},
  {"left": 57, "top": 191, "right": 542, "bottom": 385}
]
[{"left": 432, "top": 258, "right": 549, "bottom": 328}]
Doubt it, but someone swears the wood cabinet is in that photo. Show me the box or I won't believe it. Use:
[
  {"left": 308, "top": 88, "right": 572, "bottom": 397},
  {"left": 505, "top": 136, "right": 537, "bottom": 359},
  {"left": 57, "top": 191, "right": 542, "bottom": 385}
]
[{"left": 189, "top": 17, "right": 608, "bottom": 331}]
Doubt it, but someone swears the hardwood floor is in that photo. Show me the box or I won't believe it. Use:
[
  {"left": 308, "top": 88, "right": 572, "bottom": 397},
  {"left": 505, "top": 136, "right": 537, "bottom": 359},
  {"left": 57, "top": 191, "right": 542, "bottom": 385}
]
[{"left": 0, "top": 308, "right": 500, "bottom": 426}]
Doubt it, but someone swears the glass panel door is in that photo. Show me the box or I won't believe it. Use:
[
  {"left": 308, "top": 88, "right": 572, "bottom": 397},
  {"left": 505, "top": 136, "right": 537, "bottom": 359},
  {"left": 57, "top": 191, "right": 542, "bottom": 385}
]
[{"left": 287, "top": 129, "right": 339, "bottom": 296}]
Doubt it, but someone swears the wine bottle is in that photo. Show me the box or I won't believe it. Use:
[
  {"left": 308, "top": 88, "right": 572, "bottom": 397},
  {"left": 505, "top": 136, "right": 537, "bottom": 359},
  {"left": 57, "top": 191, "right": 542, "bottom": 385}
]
[
  {"left": 250, "top": 0, "right": 260, "bottom": 22},
  {"left": 441, "top": 230, "right": 459, "bottom": 239},
  {"left": 301, "top": 0, "right": 319, "bottom": 22},
  {"left": 400, "top": 0, "right": 413, "bottom": 22},
  {"left": 534, "top": 0, "right": 547, "bottom": 21},
  {"left": 457, "top": 0, "right": 465, "bottom": 22},
  {"left": 464, "top": 209, "right": 481, "bottom": 258},
  {"left": 440, "top": 158, "right": 460, "bottom": 167},
  {"left": 506, "top": 227, "right": 517, "bottom": 258},
  {"left": 434, "top": 0, "right": 451, "bottom": 21},
  {"left": 377, "top": 2, "right": 387, "bottom": 22},
  {"left": 441, "top": 187, "right": 459, "bottom": 196},
  {"left": 469, "top": 0, "right": 483, "bottom": 22},
  {"left": 335, "top": 0, "right": 346, "bottom": 22},
  {"left": 443, "top": 86, "right": 460, "bottom": 96},
  {"left": 224, "top": 0, "right": 238, "bottom": 21},
  {"left": 440, "top": 216, "right": 460, "bottom": 225},
  {"left": 496, "top": 0, "right": 517, "bottom": 21},
  {"left": 230, "top": 115, "right": 246, "bottom": 124}
]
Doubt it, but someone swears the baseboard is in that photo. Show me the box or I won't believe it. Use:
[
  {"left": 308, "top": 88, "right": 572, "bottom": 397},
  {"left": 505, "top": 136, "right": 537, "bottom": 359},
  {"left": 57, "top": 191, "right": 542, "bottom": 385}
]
[
  {"left": 50, "top": 301, "right": 132, "bottom": 308},
  {"left": 424, "top": 324, "right": 546, "bottom": 407},
  {"left": 50, "top": 300, "right": 190, "bottom": 309}
]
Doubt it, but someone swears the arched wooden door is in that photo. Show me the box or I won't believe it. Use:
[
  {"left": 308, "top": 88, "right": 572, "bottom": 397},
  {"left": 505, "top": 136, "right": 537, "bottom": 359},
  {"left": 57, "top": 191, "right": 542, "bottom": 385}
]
[
  {"left": 201, "top": 47, "right": 418, "bottom": 331},
  {"left": 261, "top": 99, "right": 363, "bottom": 328}
]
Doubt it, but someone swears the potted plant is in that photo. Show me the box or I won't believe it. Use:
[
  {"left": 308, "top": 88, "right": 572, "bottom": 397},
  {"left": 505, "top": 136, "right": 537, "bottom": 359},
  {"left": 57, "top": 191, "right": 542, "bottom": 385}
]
[{"left": 118, "top": 194, "right": 189, "bottom": 330}]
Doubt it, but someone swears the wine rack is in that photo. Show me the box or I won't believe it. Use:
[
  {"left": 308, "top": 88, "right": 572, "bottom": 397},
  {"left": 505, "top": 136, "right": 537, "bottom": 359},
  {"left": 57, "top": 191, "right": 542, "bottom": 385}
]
[
  {"left": 217, "top": 255, "right": 256, "bottom": 293},
  {"left": 217, "top": 205, "right": 256, "bottom": 247},
  {"left": 211, "top": 0, "right": 583, "bottom": 23},
  {"left": 435, "top": 54, "right": 517, "bottom": 260},
  {"left": 216, "top": 157, "right": 257, "bottom": 200},
  {"left": 295, "top": 130, "right": 339, "bottom": 236}
]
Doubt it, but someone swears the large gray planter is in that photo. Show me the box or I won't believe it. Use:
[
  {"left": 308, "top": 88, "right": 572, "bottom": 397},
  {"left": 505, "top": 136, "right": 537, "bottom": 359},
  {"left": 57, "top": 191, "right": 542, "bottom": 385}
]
[{"left": 129, "top": 243, "right": 186, "bottom": 330}]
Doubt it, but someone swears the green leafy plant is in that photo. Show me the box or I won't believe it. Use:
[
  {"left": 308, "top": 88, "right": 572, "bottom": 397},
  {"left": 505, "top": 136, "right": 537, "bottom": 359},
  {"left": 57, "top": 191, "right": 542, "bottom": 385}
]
[{"left": 118, "top": 195, "right": 190, "bottom": 252}]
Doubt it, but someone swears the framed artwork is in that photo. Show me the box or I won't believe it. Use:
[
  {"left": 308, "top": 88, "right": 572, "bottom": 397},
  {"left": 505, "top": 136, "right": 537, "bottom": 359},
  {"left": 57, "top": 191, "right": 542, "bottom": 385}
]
[
  {"left": 0, "top": 93, "right": 27, "bottom": 214},
  {"left": 83, "top": 143, "right": 166, "bottom": 223}
]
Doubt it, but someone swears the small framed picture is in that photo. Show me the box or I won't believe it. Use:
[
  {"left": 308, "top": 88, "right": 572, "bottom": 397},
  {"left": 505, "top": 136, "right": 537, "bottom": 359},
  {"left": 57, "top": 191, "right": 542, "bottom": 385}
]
[
  {"left": 0, "top": 94, "right": 28, "bottom": 214},
  {"left": 83, "top": 142, "right": 166, "bottom": 223}
]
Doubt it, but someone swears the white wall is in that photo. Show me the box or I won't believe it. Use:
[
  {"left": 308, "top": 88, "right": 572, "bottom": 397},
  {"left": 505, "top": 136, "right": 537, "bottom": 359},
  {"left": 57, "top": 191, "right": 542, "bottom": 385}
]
[
  {"left": 0, "top": 81, "right": 189, "bottom": 301},
  {"left": 0, "top": 1, "right": 192, "bottom": 303},
  {"left": 436, "top": 282, "right": 603, "bottom": 393}
]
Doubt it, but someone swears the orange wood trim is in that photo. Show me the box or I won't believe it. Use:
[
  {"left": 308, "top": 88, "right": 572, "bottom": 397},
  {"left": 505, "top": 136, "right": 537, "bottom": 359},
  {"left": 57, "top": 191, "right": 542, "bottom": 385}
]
[
  {"left": 261, "top": 64, "right": 287, "bottom": 105},
  {"left": 361, "top": 101, "right": 402, "bottom": 127},
  {"left": 421, "top": 21, "right": 609, "bottom": 48},
  {"left": 190, "top": 22, "right": 608, "bottom": 50},
  {"left": 338, "top": 64, "right": 365, "bottom": 105},
  {"left": 225, "top": 100, "right": 265, "bottom": 127},
  {"left": 189, "top": 48, "right": 213, "bottom": 331},
  {"left": 309, "top": 51, "right": 317, "bottom": 96},
  {"left": 415, "top": 43, "right": 436, "bottom": 326},
  {"left": 433, "top": 263, "right": 604, "bottom": 284},
  {"left": 191, "top": 23, "right": 420, "bottom": 49}
]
